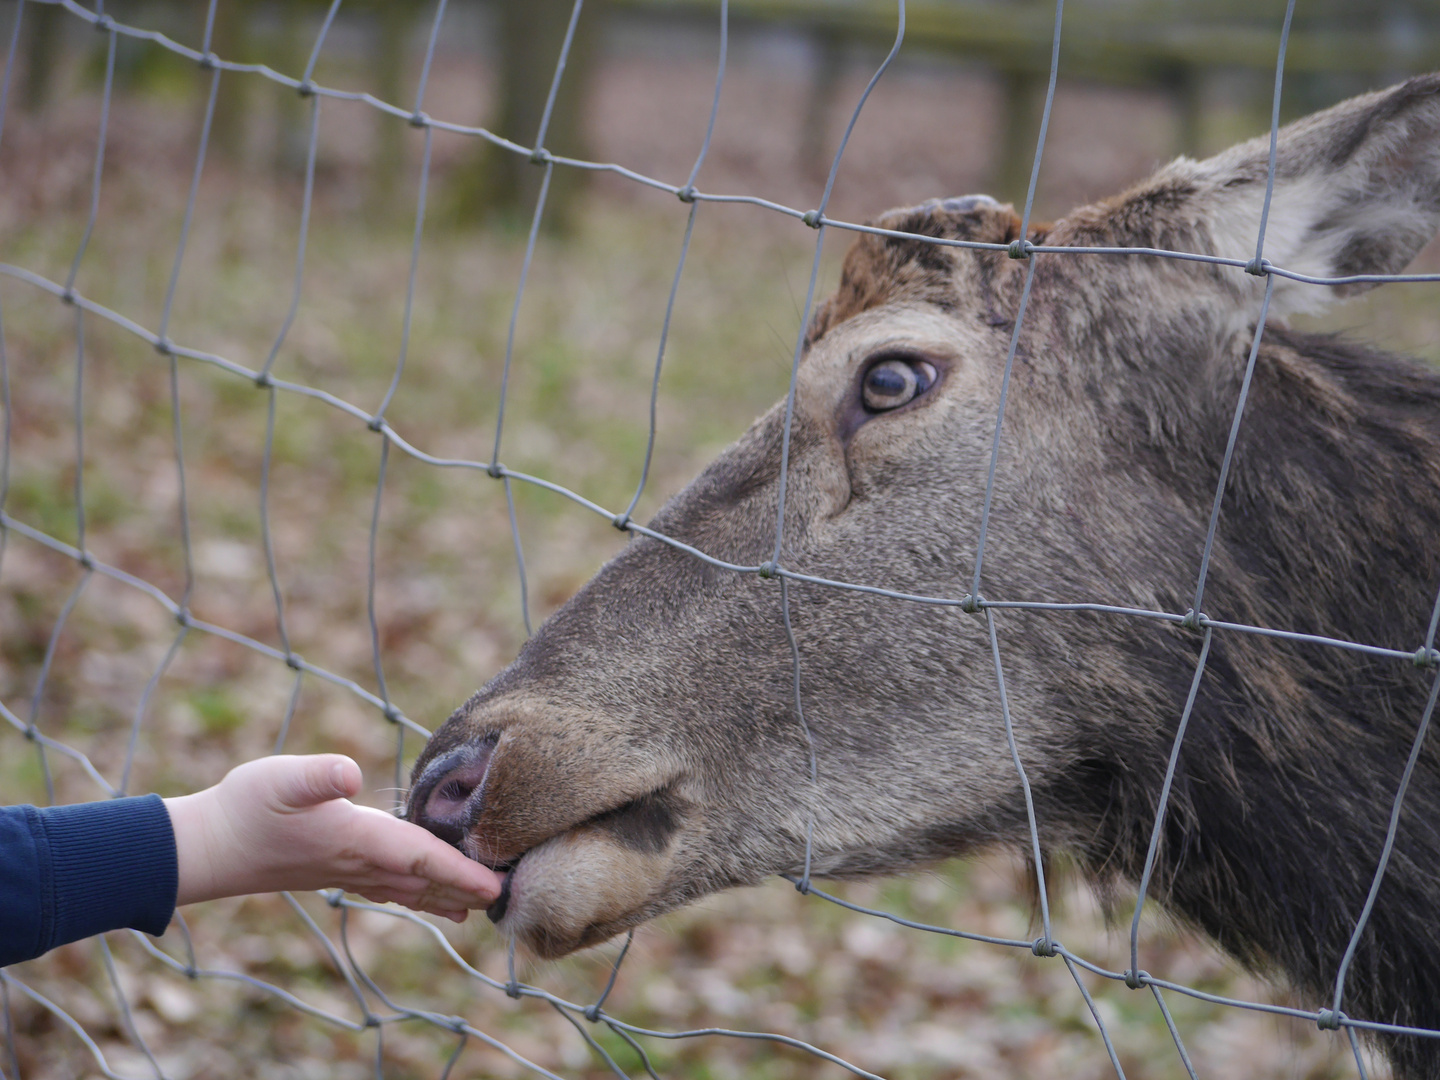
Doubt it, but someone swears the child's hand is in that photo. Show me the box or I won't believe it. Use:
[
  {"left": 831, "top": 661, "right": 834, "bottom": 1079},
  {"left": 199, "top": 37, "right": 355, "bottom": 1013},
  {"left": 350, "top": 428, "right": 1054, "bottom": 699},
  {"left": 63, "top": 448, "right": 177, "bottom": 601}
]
[{"left": 165, "top": 755, "right": 500, "bottom": 922}]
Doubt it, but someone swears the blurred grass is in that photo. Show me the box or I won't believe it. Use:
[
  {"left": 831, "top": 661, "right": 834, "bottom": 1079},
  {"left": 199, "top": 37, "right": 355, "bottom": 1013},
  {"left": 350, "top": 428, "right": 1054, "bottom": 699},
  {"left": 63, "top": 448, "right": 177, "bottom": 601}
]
[{"left": 5, "top": 66, "right": 1432, "bottom": 1080}]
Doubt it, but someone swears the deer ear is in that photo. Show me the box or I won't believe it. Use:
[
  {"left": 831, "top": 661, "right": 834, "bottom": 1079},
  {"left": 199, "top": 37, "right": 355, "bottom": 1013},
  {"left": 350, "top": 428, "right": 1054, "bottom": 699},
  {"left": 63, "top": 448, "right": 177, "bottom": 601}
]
[{"left": 1076, "top": 74, "right": 1440, "bottom": 316}]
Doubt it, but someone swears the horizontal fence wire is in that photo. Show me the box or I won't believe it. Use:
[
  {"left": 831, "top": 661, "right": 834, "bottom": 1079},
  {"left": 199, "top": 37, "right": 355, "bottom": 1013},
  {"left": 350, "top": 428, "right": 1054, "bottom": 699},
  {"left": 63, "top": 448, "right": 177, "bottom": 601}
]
[{"left": 0, "top": 0, "right": 1437, "bottom": 1077}]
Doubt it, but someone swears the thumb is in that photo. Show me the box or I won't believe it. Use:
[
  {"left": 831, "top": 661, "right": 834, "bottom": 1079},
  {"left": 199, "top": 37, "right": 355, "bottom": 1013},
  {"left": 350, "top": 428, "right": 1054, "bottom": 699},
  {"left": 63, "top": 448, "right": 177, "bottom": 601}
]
[{"left": 270, "top": 754, "right": 363, "bottom": 810}]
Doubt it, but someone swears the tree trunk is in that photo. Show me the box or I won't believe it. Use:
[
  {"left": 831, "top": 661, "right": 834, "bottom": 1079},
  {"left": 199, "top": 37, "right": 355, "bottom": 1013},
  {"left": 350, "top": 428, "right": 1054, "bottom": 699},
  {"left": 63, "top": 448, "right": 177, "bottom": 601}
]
[
  {"left": 448, "top": 0, "right": 608, "bottom": 232},
  {"left": 271, "top": 4, "right": 310, "bottom": 175},
  {"left": 22, "top": 2, "right": 64, "bottom": 113},
  {"left": 369, "top": 3, "right": 415, "bottom": 211},
  {"left": 799, "top": 31, "right": 844, "bottom": 180},
  {"left": 991, "top": 67, "right": 1048, "bottom": 210},
  {"left": 207, "top": 0, "right": 252, "bottom": 162}
]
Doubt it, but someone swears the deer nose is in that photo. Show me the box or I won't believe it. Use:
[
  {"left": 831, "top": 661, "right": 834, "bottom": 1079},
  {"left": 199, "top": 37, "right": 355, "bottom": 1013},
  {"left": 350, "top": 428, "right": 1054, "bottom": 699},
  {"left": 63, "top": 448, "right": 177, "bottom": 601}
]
[{"left": 406, "top": 738, "right": 496, "bottom": 848}]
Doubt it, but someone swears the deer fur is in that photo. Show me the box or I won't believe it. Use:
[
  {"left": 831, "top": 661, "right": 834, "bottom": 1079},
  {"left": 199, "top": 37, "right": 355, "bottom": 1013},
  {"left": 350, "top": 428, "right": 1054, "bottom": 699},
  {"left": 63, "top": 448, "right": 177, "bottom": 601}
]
[{"left": 408, "top": 74, "right": 1440, "bottom": 1077}]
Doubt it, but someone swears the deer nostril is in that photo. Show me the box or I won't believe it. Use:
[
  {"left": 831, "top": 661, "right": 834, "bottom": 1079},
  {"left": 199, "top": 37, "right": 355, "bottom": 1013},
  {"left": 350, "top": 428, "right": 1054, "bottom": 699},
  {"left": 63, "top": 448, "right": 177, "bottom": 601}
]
[
  {"left": 424, "top": 756, "right": 491, "bottom": 825},
  {"left": 436, "top": 778, "right": 475, "bottom": 804},
  {"left": 408, "top": 738, "right": 497, "bottom": 848}
]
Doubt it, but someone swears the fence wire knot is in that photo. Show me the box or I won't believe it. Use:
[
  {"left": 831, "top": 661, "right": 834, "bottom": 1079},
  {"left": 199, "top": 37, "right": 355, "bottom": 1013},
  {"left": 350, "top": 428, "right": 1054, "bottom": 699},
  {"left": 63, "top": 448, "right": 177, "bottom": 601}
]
[
  {"left": 529, "top": 147, "right": 553, "bottom": 166},
  {"left": 676, "top": 185, "right": 697, "bottom": 203},
  {"left": 801, "top": 209, "right": 823, "bottom": 228},
  {"left": 1245, "top": 256, "right": 1271, "bottom": 276},
  {"left": 1316, "top": 1009, "right": 1343, "bottom": 1031},
  {"left": 758, "top": 560, "right": 779, "bottom": 579},
  {"left": 1124, "top": 968, "right": 1148, "bottom": 990},
  {"left": 1031, "top": 936, "right": 1057, "bottom": 957},
  {"left": 1007, "top": 239, "right": 1033, "bottom": 260},
  {"left": 1180, "top": 608, "right": 1207, "bottom": 631}
]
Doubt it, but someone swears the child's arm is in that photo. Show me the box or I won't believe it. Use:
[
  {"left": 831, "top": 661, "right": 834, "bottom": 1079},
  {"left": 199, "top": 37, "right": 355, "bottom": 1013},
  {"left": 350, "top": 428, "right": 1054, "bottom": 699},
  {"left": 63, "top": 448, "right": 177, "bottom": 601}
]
[
  {"left": 2, "top": 794, "right": 176, "bottom": 966},
  {"left": 165, "top": 755, "right": 501, "bottom": 923}
]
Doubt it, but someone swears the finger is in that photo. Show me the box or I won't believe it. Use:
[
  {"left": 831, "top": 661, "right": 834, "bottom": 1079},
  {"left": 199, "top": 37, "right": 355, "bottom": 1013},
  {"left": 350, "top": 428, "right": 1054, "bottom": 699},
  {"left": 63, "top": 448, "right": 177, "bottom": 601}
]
[
  {"left": 407, "top": 836, "right": 502, "bottom": 901},
  {"left": 416, "top": 905, "right": 470, "bottom": 923},
  {"left": 368, "top": 876, "right": 496, "bottom": 912},
  {"left": 329, "top": 756, "right": 363, "bottom": 799},
  {"left": 353, "top": 879, "right": 472, "bottom": 919},
  {"left": 272, "top": 754, "right": 363, "bottom": 810},
  {"left": 356, "top": 811, "right": 502, "bottom": 900}
]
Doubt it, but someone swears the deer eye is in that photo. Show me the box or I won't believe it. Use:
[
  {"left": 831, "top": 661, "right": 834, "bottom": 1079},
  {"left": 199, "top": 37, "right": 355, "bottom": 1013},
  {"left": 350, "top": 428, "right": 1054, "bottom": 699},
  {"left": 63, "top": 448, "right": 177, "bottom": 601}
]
[{"left": 862, "top": 357, "right": 938, "bottom": 413}]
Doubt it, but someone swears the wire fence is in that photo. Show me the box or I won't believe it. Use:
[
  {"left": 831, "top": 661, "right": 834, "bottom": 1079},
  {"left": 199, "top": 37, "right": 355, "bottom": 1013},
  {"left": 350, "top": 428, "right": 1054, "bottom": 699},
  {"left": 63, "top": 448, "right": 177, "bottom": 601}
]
[{"left": 1, "top": 0, "right": 1438, "bottom": 1077}]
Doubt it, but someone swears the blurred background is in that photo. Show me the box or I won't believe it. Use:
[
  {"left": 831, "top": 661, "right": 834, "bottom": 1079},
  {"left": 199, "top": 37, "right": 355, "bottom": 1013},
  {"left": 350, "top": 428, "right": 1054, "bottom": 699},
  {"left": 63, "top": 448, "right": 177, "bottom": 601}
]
[
  {"left": 3, "top": 1, "right": 1440, "bottom": 1077},
  {"left": 13, "top": 0, "right": 1440, "bottom": 230}
]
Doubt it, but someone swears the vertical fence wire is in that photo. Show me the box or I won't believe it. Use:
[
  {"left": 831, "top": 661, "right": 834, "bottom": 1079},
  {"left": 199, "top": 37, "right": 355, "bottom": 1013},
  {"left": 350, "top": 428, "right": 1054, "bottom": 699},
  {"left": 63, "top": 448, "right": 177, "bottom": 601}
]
[
  {"left": 770, "top": 0, "right": 906, "bottom": 901},
  {"left": 97, "top": 938, "right": 163, "bottom": 1080},
  {"left": 260, "top": 95, "right": 320, "bottom": 380},
  {"left": 986, "top": 609, "right": 1054, "bottom": 950},
  {"left": 1127, "top": 9, "right": 1294, "bottom": 1059},
  {"left": 490, "top": 0, "right": 583, "bottom": 467},
  {"left": 487, "top": 0, "right": 576, "bottom": 634},
  {"left": 1330, "top": 650, "right": 1440, "bottom": 1019},
  {"left": 618, "top": 0, "right": 727, "bottom": 526},
  {"left": 968, "top": 0, "right": 1063, "bottom": 604}
]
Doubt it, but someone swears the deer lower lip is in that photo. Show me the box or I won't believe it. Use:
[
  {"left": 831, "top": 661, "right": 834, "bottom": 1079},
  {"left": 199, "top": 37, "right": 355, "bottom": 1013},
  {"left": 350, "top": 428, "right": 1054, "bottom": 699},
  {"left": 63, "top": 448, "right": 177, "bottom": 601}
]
[{"left": 487, "top": 870, "right": 513, "bottom": 923}]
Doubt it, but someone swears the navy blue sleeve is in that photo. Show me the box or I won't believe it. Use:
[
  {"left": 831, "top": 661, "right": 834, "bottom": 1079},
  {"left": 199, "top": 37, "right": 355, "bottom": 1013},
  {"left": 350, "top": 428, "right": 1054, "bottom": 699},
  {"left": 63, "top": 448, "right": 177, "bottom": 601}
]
[{"left": 1, "top": 794, "right": 177, "bottom": 967}]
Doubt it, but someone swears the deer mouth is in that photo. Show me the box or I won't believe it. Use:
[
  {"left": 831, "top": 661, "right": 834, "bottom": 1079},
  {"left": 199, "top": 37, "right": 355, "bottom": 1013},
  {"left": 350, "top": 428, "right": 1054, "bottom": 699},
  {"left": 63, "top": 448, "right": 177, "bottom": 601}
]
[
  {"left": 479, "top": 781, "right": 684, "bottom": 891},
  {"left": 463, "top": 787, "right": 685, "bottom": 957},
  {"left": 406, "top": 712, "right": 693, "bottom": 956},
  {"left": 408, "top": 745, "right": 686, "bottom": 952}
]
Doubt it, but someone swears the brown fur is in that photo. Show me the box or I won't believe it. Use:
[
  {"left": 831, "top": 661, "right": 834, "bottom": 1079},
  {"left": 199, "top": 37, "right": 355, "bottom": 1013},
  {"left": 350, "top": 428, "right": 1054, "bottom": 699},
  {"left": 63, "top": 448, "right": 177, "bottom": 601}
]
[{"left": 410, "top": 75, "right": 1440, "bottom": 1078}]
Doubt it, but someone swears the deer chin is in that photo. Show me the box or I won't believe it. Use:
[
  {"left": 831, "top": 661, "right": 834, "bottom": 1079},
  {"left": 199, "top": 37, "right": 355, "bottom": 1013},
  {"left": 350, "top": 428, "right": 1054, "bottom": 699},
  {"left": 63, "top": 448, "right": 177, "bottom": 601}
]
[{"left": 483, "top": 825, "right": 676, "bottom": 959}]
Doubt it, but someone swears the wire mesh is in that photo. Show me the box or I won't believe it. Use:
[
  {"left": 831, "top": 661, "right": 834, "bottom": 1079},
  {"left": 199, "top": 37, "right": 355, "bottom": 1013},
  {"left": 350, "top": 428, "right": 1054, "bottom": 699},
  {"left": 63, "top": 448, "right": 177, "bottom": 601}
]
[{"left": 1, "top": 0, "right": 1438, "bottom": 1077}]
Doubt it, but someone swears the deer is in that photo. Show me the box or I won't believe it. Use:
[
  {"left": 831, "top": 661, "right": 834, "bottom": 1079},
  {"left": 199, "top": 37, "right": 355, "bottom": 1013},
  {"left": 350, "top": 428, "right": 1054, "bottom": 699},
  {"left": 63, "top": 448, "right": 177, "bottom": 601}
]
[{"left": 407, "top": 75, "right": 1440, "bottom": 1077}]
